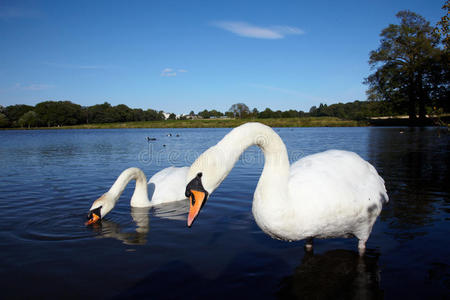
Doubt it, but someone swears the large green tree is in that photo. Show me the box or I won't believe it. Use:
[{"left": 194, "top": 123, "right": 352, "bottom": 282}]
[
  {"left": 228, "top": 103, "right": 250, "bottom": 118},
  {"left": 18, "top": 111, "right": 38, "bottom": 128},
  {"left": 35, "top": 101, "right": 83, "bottom": 126},
  {"left": 4, "top": 104, "right": 34, "bottom": 126},
  {"left": 365, "top": 10, "right": 448, "bottom": 122}
]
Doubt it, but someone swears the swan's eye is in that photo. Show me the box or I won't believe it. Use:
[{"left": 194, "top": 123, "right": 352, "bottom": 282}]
[{"left": 190, "top": 194, "right": 196, "bottom": 206}]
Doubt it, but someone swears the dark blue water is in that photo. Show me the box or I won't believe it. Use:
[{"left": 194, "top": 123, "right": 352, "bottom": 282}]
[{"left": 0, "top": 127, "right": 448, "bottom": 299}]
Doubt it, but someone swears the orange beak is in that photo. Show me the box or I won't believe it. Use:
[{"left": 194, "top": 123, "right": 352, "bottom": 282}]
[
  {"left": 85, "top": 213, "right": 100, "bottom": 226},
  {"left": 187, "top": 189, "right": 206, "bottom": 227}
]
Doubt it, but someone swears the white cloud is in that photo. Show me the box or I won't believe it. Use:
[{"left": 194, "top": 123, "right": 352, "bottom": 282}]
[
  {"left": 212, "top": 21, "right": 304, "bottom": 39},
  {"left": 160, "top": 68, "right": 188, "bottom": 77}
]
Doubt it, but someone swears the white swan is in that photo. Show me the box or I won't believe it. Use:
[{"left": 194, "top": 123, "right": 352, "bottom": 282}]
[
  {"left": 86, "top": 166, "right": 188, "bottom": 224},
  {"left": 185, "top": 122, "right": 388, "bottom": 252}
]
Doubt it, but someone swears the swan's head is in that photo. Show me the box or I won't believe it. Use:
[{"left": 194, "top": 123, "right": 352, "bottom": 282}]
[
  {"left": 185, "top": 144, "right": 237, "bottom": 227},
  {"left": 185, "top": 172, "right": 209, "bottom": 227},
  {"left": 85, "top": 193, "right": 115, "bottom": 225}
]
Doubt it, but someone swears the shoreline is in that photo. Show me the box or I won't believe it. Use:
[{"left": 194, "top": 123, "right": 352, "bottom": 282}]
[
  {"left": 2, "top": 115, "right": 448, "bottom": 130},
  {"left": 0, "top": 117, "right": 364, "bottom": 130}
]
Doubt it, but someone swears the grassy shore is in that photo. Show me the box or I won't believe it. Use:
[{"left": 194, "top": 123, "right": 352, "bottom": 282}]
[{"left": 26, "top": 117, "right": 363, "bottom": 129}]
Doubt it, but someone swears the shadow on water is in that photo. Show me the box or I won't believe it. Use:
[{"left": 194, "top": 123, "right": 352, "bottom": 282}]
[
  {"left": 114, "top": 250, "right": 293, "bottom": 300},
  {"left": 115, "top": 248, "right": 382, "bottom": 300},
  {"left": 277, "top": 249, "right": 383, "bottom": 300}
]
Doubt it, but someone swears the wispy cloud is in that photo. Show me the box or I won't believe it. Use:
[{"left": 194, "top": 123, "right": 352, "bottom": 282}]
[
  {"left": 160, "top": 68, "right": 188, "bottom": 77},
  {"left": 212, "top": 21, "right": 304, "bottom": 39}
]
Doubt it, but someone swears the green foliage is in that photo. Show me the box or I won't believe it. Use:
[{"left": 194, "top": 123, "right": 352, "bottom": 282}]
[
  {"left": 34, "top": 101, "right": 83, "bottom": 126},
  {"left": 197, "top": 109, "right": 224, "bottom": 119},
  {"left": 365, "top": 10, "right": 449, "bottom": 121},
  {"left": 18, "top": 111, "right": 38, "bottom": 128},
  {"left": 0, "top": 113, "right": 9, "bottom": 127},
  {"left": 308, "top": 101, "right": 396, "bottom": 120},
  {"left": 4, "top": 104, "right": 34, "bottom": 126},
  {"left": 228, "top": 103, "right": 250, "bottom": 118}
]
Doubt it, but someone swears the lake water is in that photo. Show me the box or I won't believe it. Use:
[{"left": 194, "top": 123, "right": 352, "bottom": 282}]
[{"left": 0, "top": 126, "right": 448, "bottom": 299}]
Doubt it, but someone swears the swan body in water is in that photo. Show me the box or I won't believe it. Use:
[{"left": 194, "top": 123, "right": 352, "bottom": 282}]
[
  {"left": 185, "top": 122, "right": 388, "bottom": 252},
  {"left": 86, "top": 166, "right": 188, "bottom": 224}
]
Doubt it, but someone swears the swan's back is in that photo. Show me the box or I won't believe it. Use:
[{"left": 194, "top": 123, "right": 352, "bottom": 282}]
[
  {"left": 288, "top": 150, "right": 388, "bottom": 239},
  {"left": 148, "top": 166, "right": 189, "bottom": 205}
]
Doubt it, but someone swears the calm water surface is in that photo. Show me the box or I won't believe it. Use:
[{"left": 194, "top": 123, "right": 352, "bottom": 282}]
[{"left": 0, "top": 127, "right": 448, "bottom": 299}]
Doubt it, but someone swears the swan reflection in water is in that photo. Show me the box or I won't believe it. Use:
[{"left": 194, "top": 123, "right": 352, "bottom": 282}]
[
  {"left": 278, "top": 249, "right": 383, "bottom": 299},
  {"left": 88, "top": 200, "right": 188, "bottom": 245}
]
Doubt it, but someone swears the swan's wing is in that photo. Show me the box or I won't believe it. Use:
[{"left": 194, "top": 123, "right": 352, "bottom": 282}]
[
  {"left": 148, "top": 166, "right": 189, "bottom": 205},
  {"left": 288, "top": 150, "right": 388, "bottom": 221}
]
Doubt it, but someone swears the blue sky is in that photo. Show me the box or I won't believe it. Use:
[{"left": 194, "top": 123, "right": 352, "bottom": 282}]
[{"left": 0, "top": 0, "right": 445, "bottom": 114}]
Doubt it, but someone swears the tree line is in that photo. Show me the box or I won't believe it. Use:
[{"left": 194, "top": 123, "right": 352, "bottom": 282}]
[
  {"left": 0, "top": 98, "right": 402, "bottom": 128},
  {"left": 0, "top": 101, "right": 165, "bottom": 128},
  {"left": 222, "top": 100, "right": 401, "bottom": 120}
]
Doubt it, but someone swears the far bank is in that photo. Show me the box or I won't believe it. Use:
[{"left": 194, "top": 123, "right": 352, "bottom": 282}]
[{"left": 1, "top": 117, "right": 364, "bottom": 130}]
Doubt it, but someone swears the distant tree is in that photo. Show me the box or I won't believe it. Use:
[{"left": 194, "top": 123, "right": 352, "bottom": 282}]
[
  {"left": 189, "top": 110, "right": 195, "bottom": 116},
  {"left": 35, "top": 101, "right": 82, "bottom": 126},
  {"left": 228, "top": 103, "right": 250, "bottom": 118},
  {"left": 114, "top": 104, "right": 133, "bottom": 122},
  {"left": 87, "top": 102, "right": 115, "bottom": 123},
  {"left": 144, "top": 109, "right": 163, "bottom": 121},
  {"left": 18, "top": 111, "right": 38, "bottom": 128},
  {"left": 168, "top": 113, "right": 176, "bottom": 120},
  {"left": 198, "top": 109, "right": 211, "bottom": 119},
  {"left": 365, "top": 10, "right": 448, "bottom": 122},
  {"left": 0, "top": 113, "right": 9, "bottom": 127},
  {"left": 131, "top": 108, "right": 145, "bottom": 122},
  {"left": 252, "top": 108, "right": 259, "bottom": 118},
  {"left": 4, "top": 104, "right": 34, "bottom": 127},
  {"left": 281, "top": 109, "right": 299, "bottom": 118},
  {"left": 259, "top": 108, "right": 275, "bottom": 118},
  {"left": 225, "top": 111, "right": 234, "bottom": 118},
  {"left": 209, "top": 109, "right": 223, "bottom": 118},
  {"left": 309, "top": 106, "right": 318, "bottom": 116}
]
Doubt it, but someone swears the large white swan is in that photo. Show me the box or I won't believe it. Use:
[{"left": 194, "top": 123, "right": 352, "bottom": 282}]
[
  {"left": 185, "top": 122, "right": 388, "bottom": 252},
  {"left": 86, "top": 166, "right": 188, "bottom": 225}
]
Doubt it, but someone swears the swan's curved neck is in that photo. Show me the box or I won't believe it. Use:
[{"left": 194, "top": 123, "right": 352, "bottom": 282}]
[
  {"left": 188, "top": 123, "right": 291, "bottom": 229},
  {"left": 107, "top": 167, "right": 151, "bottom": 208},
  {"left": 217, "top": 123, "right": 290, "bottom": 192}
]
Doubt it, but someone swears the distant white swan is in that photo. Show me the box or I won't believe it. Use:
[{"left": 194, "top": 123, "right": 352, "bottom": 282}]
[
  {"left": 185, "top": 122, "right": 388, "bottom": 252},
  {"left": 86, "top": 166, "right": 188, "bottom": 225}
]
